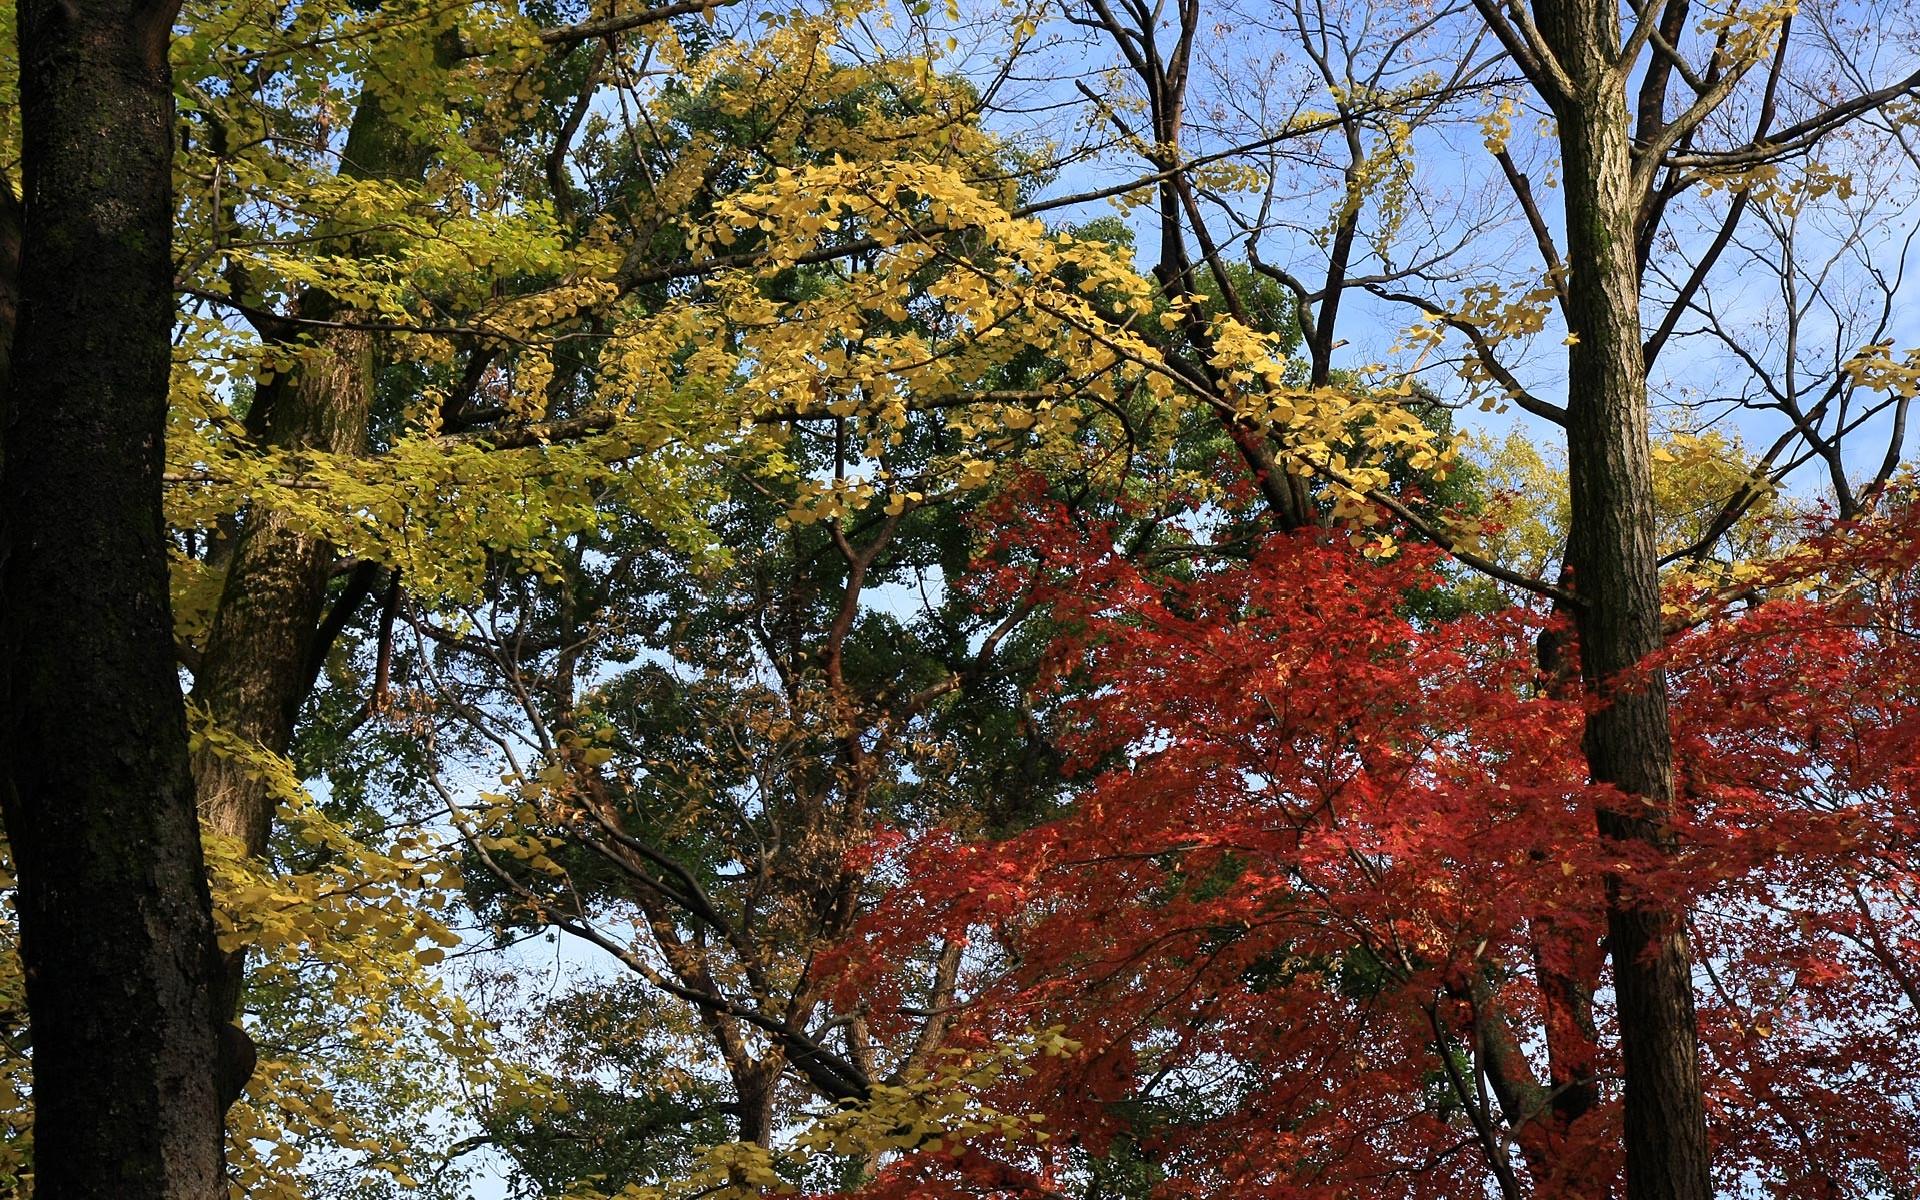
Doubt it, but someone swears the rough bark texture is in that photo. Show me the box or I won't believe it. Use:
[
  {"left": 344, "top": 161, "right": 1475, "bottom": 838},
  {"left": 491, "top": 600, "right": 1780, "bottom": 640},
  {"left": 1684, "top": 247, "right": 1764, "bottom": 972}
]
[
  {"left": 734, "top": 1060, "right": 782, "bottom": 1146},
  {"left": 194, "top": 310, "right": 375, "bottom": 859},
  {"left": 1536, "top": 2, "right": 1714, "bottom": 1195},
  {"left": 0, "top": 3, "right": 229, "bottom": 1196},
  {"left": 192, "top": 82, "right": 436, "bottom": 1041}
]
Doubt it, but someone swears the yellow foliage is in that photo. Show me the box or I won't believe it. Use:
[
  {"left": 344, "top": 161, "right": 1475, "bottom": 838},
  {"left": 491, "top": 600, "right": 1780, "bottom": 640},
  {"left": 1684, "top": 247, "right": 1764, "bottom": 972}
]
[
  {"left": 554, "top": 1029, "right": 1081, "bottom": 1200},
  {"left": 189, "top": 711, "right": 542, "bottom": 1199}
]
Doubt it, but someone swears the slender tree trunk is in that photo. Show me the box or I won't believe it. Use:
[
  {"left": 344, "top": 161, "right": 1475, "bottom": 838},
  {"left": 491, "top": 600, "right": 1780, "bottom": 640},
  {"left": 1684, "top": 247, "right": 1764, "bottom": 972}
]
[
  {"left": 1538, "top": 3, "right": 1713, "bottom": 1194},
  {"left": 0, "top": 3, "right": 229, "bottom": 1196}
]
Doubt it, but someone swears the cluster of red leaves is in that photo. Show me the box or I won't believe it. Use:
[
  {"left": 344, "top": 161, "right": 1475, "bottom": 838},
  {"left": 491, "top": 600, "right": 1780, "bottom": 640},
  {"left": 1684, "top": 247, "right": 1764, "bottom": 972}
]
[
  {"left": 829, "top": 490, "right": 1920, "bottom": 1200},
  {"left": 1662, "top": 519, "right": 1920, "bottom": 1193}
]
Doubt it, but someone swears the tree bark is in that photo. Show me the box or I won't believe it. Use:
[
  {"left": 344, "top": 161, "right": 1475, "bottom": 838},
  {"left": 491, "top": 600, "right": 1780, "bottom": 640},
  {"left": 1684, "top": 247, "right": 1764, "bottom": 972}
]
[
  {"left": 0, "top": 2, "right": 229, "bottom": 1196},
  {"left": 192, "top": 74, "right": 441, "bottom": 1047},
  {"left": 193, "top": 306, "right": 375, "bottom": 860},
  {"left": 1536, "top": 2, "right": 1714, "bottom": 1195},
  {"left": 733, "top": 1060, "right": 782, "bottom": 1146},
  {"left": 0, "top": 173, "right": 22, "bottom": 386}
]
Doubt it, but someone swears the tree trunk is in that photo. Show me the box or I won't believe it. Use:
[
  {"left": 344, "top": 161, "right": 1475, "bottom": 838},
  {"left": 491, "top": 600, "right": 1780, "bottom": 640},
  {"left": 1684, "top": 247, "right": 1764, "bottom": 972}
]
[
  {"left": 193, "top": 309, "right": 375, "bottom": 860},
  {"left": 191, "top": 76, "right": 440, "bottom": 1046},
  {"left": 734, "top": 1060, "right": 782, "bottom": 1146},
  {"left": 0, "top": 3, "right": 229, "bottom": 1196},
  {"left": 1538, "top": 2, "right": 1714, "bottom": 1194},
  {"left": 0, "top": 176, "right": 22, "bottom": 386}
]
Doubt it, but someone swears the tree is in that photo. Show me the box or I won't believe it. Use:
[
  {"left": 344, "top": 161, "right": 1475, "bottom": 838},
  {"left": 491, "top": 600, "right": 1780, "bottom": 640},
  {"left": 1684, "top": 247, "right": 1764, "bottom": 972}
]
[
  {"left": 401, "top": 57, "right": 1156, "bottom": 1194},
  {"left": 1037, "top": 0, "right": 1920, "bottom": 1192},
  {"left": 0, "top": 0, "right": 231, "bottom": 1195},
  {"left": 149, "top": 0, "right": 1303, "bottom": 1187},
  {"left": 1460, "top": 3, "right": 1918, "bottom": 1191},
  {"left": 838, "top": 484, "right": 1920, "bottom": 1199},
  {"left": 1, "top": 0, "right": 1911, "bottom": 1194}
]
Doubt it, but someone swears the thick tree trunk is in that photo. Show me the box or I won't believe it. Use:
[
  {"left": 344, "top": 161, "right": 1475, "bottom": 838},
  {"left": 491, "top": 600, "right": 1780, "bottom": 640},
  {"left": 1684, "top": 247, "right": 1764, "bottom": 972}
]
[
  {"left": 0, "top": 3, "right": 229, "bottom": 1196},
  {"left": 194, "top": 311, "right": 375, "bottom": 859},
  {"left": 0, "top": 178, "right": 21, "bottom": 386},
  {"left": 1538, "top": 4, "right": 1714, "bottom": 1194},
  {"left": 192, "top": 80, "right": 437, "bottom": 1045},
  {"left": 734, "top": 1060, "right": 782, "bottom": 1146}
]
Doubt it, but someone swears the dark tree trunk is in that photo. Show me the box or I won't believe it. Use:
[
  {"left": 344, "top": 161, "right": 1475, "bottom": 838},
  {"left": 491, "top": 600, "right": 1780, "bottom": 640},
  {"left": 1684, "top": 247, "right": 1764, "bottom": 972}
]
[
  {"left": 0, "top": 176, "right": 22, "bottom": 385},
  {"left": 1536, "top": 1, "right": 1714, "bottom": 1194},
  {"left": 0, "top": 2, "right": 229, "bottom": 1196}
]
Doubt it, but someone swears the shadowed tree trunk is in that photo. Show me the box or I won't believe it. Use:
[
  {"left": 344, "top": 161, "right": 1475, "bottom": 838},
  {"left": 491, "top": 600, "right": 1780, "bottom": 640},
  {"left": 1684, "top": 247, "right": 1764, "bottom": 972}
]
[{"left": 0, "top": 1, "right": 229, "bottom": 1195}]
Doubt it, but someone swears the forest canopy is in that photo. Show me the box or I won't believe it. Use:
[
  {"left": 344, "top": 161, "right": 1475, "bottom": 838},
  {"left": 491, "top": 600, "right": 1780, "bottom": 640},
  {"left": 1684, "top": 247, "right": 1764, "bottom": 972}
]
[{"left": 1, "top": 0, "right": 1919, "bottom": 1197}]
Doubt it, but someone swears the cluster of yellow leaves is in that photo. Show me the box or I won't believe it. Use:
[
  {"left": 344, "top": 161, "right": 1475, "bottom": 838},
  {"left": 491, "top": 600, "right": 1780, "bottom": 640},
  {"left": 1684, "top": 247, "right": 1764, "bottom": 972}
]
[
  {"left": 1324, "top": 76, "right": 1440, "bottom": 248},
  {"left": 167, "top": 9, "right": 736, "bottom": 596},
  {"left": 167, "top": 12, "right": 1132, "bottom": 598},
  {"left": 1845, "top": 340, "right": 1920, "bottom": 399},
  {"left": 686, "top": 157, "right": 1167, "bottom": 521},
  {"left": 1463, "top": 431, "right": 1569, "bottom": 580},
  {"left": 1649, "top": 430, "right": 1810, "bottom": 619},
  {"left": 1695, "top": 1, "right": 1797, "bottom": 80},
  {"left": 1479, "top": 95, "right": 1520, "bottom": 154},
  {"left": 168, "top": 0, "right": 1455, "bottom": 634},
  {"left": 557, "top": 1029, "right": 1081, "bottom": 1200},
  {"left": 1695, "top": 157, "right": 1859, "bottom": 215},
  {"left": 1401, "top": 280, "right": 1562, "bottom": 398},
  {"left": 169, "top": 399, "right": 732, "bottom": 603},
  {"left": 1190, "top": 161, "right": 1269, "bottom": 195},
  {"left": 1203, "top": 312, "right": 1453, "bottom": 518},
  {"left": 679, "top": 152, "right": 1449, "bottom": 525},
  {"left": 189, "top": 713, "right": 550, "bottom": 1200}
]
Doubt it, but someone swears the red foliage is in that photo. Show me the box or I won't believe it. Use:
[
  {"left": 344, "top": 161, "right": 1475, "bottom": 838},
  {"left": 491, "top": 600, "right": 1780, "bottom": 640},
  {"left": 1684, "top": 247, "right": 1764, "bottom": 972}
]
[{"left": 833, "top": 492, "right": 1920, "bottom": 1199}]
